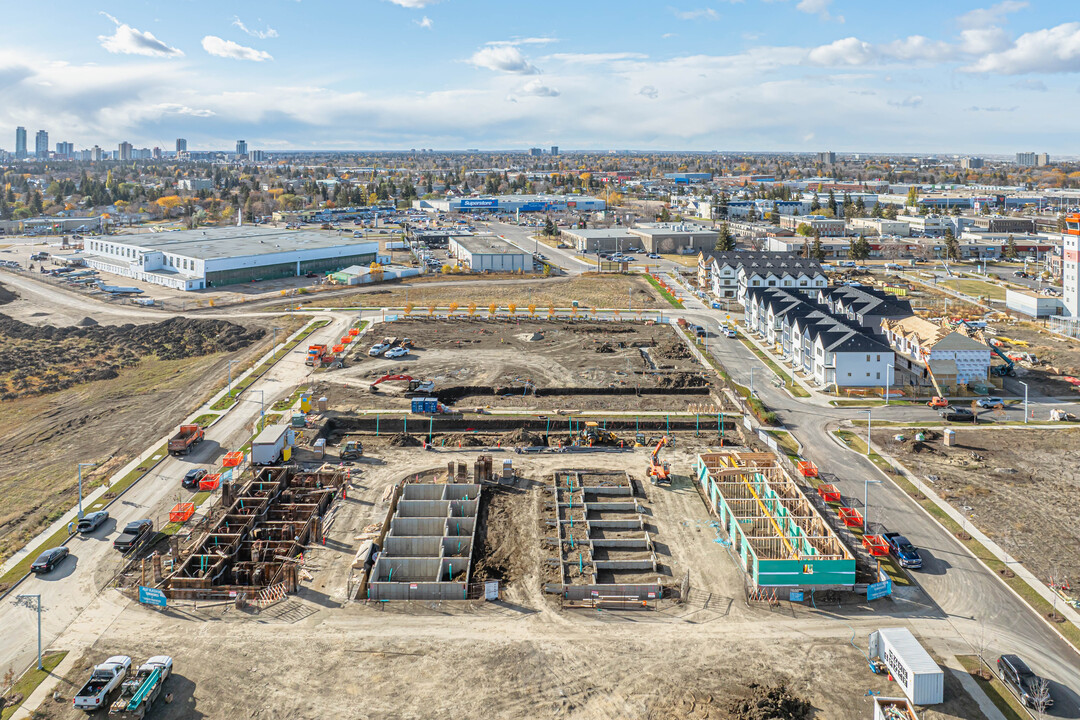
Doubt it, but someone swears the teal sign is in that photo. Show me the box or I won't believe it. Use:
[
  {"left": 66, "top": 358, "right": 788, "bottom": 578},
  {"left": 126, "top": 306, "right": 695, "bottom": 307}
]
[{"left": 138, "top": 586, "right": 167, "bottom": 607}]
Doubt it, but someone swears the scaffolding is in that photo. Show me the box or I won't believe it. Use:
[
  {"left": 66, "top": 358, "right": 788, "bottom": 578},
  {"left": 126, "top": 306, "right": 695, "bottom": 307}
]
[{"left": 695, "top": 450, "right": 855, "bottom": 588}]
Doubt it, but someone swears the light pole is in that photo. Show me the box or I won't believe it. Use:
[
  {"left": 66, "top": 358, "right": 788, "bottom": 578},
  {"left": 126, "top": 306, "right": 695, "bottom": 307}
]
[
  {"left": 227, "top": 359, "right": 237, "bottom": 397},
  {"left": 885, "top": 363, "right": 895, "bottom": 405},
  {"left": 272, "top": 327, "right": 279, "bottom": 359},
  {"left": 14, "top": 594, "right": 43, "bottom": 670},
  {"left": 1020, "top": 381, "right": 1028, "bottom": 424},
  {"left": 750, "top": 367, "right": 756, "bottom": 397},
  {"left": 77, "top": 462, "right": 96, "bottom": 520},
  {"left": 253, "top": 390, "right": 265, "bottom": 420},
  {"left": 864, "top": 478, "right": 882, "bottom": 532},
  {"left": 863, "top": 409, "right": 872, "bottom": 458}
]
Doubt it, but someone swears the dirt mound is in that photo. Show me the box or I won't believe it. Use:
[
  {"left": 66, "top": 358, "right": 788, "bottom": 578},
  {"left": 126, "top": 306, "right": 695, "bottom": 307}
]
[
  {"left": 443, "top": 433, "right": 485, "bottom": 447},
  {"left": 0, "top": 283, "right": 15, "bottom": 306},
  {"left": 654, "top": 341, "right": 691, "bottom": 360},
  {"left": 657, "top": 372, "right": 708, "bottom": 388},
  {"left": 0, "top": 314, "right": 265, "bottom": 399},
  {"left": 387, "top": 433, "right": 422, "bottom": 447},
  {"left": 77, "top": 316, "right": 99, "bottom": 327},
  {"left": 726, "top": 683, "right": 812, "bottom": 720},
  {"left": 595, "top": 342, "right": 615, "bottom": 353},
  {"left": 505, "top": 428, "right": 543, "bottom": 446}
]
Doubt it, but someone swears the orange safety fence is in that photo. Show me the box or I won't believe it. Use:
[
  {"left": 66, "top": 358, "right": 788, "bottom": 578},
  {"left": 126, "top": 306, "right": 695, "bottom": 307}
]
[
  {"left": 199, "top": 473, "right": 221, "bottom": 491},
  {"left": 332, "top": 344, "right": 345, "bottom": 353},
  {"left": 169, "top": 502, "right": 195, "bottom": 523},
  {"left": 341, "top": 336, "right": 352, "bottom": 344},
  {"left": 838, "top": 507, "right": 863, "bottom": 528},
  {"left": 797, "top": 460, "right": 818, "bottom": 478},
  {"left": 817, "top": 484, "right": 841, "bottom": 503},
  {"left": 222, "top": 451, "right": 245, "bottom": 467},
  {"left": 348, "top": 328, "right": 360, "bottom": 336},
  {"left": 862, "top": 535, "right": 889, "bottom": 556}
]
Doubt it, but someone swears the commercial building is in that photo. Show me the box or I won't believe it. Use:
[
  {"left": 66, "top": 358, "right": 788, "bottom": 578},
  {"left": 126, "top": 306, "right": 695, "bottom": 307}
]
[
  {"left": 1006, "top": 288, "right": 1064, "bottom": 318},
  {"left": 977, "top": 216, "right": 1036, "bottom": 234},
  {"left": 560, "top": 227, "right": 637, "bottom": 253},
  {"left": 663, "top": 172, "right": 712, "bottom": 184},
  {"left": 880, "top": 316, "right": 991, "bottom": 394},
  {"left": 448, "top": 236, "right": 531, "bottom": 273},
  {"left": 779, "top": 214, "right": 845, "bottom": 237},
  {"left": 423, "top": 194, "right": 605, "bottom": 214},
  {"left": 848, "top": 217, "right": 910, "bottom": 237},
  {"left": 236, "top": 140, "right": 248, "bottom": 158},
  {"left": 83, "top": 226, "right": 378, "bottom": 291},
  {"left": 744, "top": 287, "right": 895, "bottom": 389},
  {"left": 895, "top": 214, "right": 948, "bottom": 236},
  {"left": 15, "top": 127, "right": 27, "bottom": 159},
  {"left": 698, "top": 250, "right": 826, "bottom": 302},
  {"left": 628, "top": 223, "right": 718, "bottom": 254},
  {"left": 178, "top": 177, "right": 213, "bottom": 192},
  {"left": 176, "top": 138, "right": 187, "bottom": 153},
  {"left": 34, "top": 130, "right": 48, "bottom": 159},
  {"left": 1063, "top": 213, "right": 1079, "bottom": 318}
]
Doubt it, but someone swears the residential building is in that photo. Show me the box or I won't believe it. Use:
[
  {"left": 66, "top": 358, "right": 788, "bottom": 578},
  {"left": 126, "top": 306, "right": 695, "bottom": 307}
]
[
  {"left": 15, "top": 126, "right": 27, "bottom": 159},
  {"left": 448, "top": 236, "right": 531, "bottom": 273},
  {"left": 817, "top": 285, "right": 913, "bottom": 333},
  {"left": 529, "top": 147, "right": 543, "bottom": 157},
  {"left": 628, "top": 222, "right": 718, "bottom": 254},
  {"left": 960, "top": 157, "right": 984, "bottom": 169},
  {"left": 35, "top": 130, "right": 48, "bottom": 159},
  {"left": 176, "top": 138, "right": 187, "bottom": 153},
  {"left": 83, "top": 226, "right": 378, "bottom": 291},
  {"left": 153, "top": 147, "right": 162, "bottom": 159},
  {"left": 91, "top": 146, "right": 104, "bottom": 162},
  {"left": 178, "top": 177, "right": 214, "bottom": 192},
  {"left": 779, "top": 214, "right": 845, "bottom": 237},
  {"left": 236, "top": 140, "right": 248, "bottom": 157},
  {"left": 817, "top": 151, "right": 836, "bottom": 164},
  {"left": 698, "top": 250, "right": 826, "bottom": 302},
  {"left": 1017, "top": 152, "right": 1050, "bottom": 167},
  {"left": 744, "top": 287, "right": 894, "bottom": 389},
  {"left": 550, "top": 146, "right": 559, "bottom": 156},
  {"left": 1063, "top": 213, "right": 1079, "bottom": 318},
  {"left": 848, "top": 218, "right": 910, "bottom": 237},
  {"left": 250, "top": 150, "right": 266, "bottom": 162},
  {"left": 560, "top": 227, "right": 637, "bottom": 253},
  {"left": 880, "top": 316, "right": 991, "bottom": 393},
  {"left": 55, "top": 142, "right": 74, "bottom": 159},
  {"left": 118, "top": 141, "right": 133, "bottom": 161}
]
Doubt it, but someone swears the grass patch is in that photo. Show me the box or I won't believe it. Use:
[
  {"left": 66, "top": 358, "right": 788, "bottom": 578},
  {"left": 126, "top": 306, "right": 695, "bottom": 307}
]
[
  {"left": 643, "top": 274, "right": 684, "bottom": 308},
  {"left": 737, "top": 337, "right": 811, "bottom": 398},
  {"left": 191, "top": 413, "right": 219, "bottom": 426},
  {"left": 940, "top": 278, "right": 1008, "bottom": 302},
  {"left": 956, "top": 655, "right": 1028, "bottom": 720},
  {"left": 767, "top": 430, "right": 800, "bottom": 457},
  {"left": 272, "top": 385, "right": 310, "bottom": 412},
  {"left": 1, "top": 651, "right": 68, "bottom": 720}
]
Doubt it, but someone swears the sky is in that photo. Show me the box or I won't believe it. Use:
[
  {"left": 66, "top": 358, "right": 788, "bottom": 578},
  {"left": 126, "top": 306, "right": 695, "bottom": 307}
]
[{"left": 2, "top": 0, "right": 1079, "bottom": 154}]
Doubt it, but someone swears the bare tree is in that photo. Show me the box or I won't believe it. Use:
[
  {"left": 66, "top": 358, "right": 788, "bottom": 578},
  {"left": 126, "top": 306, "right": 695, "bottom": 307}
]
[{"left": 1030, "top": 675, "right": 1052, "bottom": 717}]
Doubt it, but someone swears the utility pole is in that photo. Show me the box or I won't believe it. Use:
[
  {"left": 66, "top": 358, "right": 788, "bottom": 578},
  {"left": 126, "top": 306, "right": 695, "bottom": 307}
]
[
  {"left": 885, "top": 363, "right": 894, "bottom": 405},
  {"left": 77, "top": 462, "right": 96, "bottom": 520},
  {"left": 1020, "top": 381, "right": 1028, "bottom": 424},
  {"left": 864, "top": 409, "right": 872, "bottom": 457},
  {"left": 227, "top": 359, "right": 236, "bottom": 397},
  {"left": 14, "top": 594, "right": 43, "bottom": 670}
]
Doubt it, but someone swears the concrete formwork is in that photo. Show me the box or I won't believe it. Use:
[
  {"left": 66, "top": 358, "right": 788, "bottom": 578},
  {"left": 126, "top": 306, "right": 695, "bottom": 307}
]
[{"left": 369, "top": 483, "right": 481, "bottom": 601}]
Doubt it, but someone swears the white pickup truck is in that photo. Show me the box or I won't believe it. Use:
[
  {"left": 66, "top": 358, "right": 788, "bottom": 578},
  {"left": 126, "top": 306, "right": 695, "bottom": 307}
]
[
  {"left": 109, "top": 656, "right": 173, "bottom": 719},
  {"left": 73, "top": 656, "right": 131, "bottom": 711}
]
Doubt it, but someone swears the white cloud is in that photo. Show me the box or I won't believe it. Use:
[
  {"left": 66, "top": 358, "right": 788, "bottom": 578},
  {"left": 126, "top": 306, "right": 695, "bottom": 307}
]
[
  {"left": 383, "top": 0, "right": 441, "bottom": 7},
  {"left": 639, "top": 85, "right": 659, "bottom": 99},
  {"left": 957, "top": 1, "right": 1028, "bottom": 29},
  {"left": 959, "top": 27, "right": 1010, "bottom": 55},
  {"left": 964, "top": 22, "right": 1080, "bottom": 74},
  {"left": 796, "top": 0, "right": 842, "bottom": 22},
  {"left": 806, "top": 37, "right": 874, "bottom": 65},
  {"left": 98, "top": 13, "right": 183, "bottom": 57},
  {"left": 201, "top": 36, "right": 273, "bottom": 62},
  {"left": 518, "top": 79, "right": 560, "bottom": 97},
  {"left": 880, "top": 36, "right": 954, "bottom": 62},
  {"left": 672, "top": 8, "right": 719, "bottom": 21},
  {"left": 807, "top": 35, "right": 953, "bottom": 66},
  {"left": 415, "top": 16, "right": 434, "bottom": 29},
  {"left": 486, "top": 38, "right": 558, "bottom": 47},
  {"left": 888, "top": 95, "right": 923, "bottom": 108},
  {"left": 468, "top": 45, "right": 539, "bottom": 74},
  {"left": 232, "top": 17, "right": 279, "bottom": 40},
  {"left": 546, "top": 52, "right": 648, "bottom": 64}
]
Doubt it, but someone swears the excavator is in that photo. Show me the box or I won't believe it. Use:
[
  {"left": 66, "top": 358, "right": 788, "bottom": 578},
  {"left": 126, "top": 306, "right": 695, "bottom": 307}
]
[
  {"left": 647, "top": 436, "right": 672, "bottom": 485},
  {"left": 369, "top": 374, "right": 435, "bottom": 395}
]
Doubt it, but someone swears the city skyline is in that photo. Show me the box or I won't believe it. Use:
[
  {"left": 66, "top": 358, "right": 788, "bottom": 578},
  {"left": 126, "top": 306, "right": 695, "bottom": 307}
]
[{"left": 0, "top": 1, "right": 1078, "bottom": 152}]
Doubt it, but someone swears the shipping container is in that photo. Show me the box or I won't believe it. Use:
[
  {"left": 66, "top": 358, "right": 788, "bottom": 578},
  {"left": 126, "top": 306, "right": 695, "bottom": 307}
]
[{"left": 869, "top": 628, "right": 944, "bottom": 705}]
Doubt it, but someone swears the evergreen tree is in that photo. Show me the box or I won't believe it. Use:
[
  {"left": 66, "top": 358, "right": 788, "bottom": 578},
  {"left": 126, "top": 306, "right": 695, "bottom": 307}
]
[
  {"left": 715, "top": 223, "right": 736, "bottom": 251},
  {"left": 944, "top": 228, "right": 960, "bottom": 260},
  {"left": 827, "top": 190, "right": 838, "bottom": 216},
  {"left": 810, "top": 191, "right": 821, "bottom": 212},
  {"left": 543, "top": 216, "right": 557, "bottom": 237},
  {"left": 811, "top": 236, "right": 825, "bottom": 262},
  {"left": 1004, "top": 234, "right": 1018, "bottom": 259}
]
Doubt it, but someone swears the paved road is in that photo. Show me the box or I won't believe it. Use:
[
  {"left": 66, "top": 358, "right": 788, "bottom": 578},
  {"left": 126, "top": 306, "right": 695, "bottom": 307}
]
[
  {"left": 0, "top": 314, "right": 351, "bottom": 678},
  {"left": 703, "top": 327, "right": 1080, "bottom": 716}
]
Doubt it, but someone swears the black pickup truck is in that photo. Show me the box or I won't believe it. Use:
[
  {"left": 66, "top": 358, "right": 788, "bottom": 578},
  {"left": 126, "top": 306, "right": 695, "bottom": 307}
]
[{"left": 113, "top": 519, "right": 153, "bottom": 552}]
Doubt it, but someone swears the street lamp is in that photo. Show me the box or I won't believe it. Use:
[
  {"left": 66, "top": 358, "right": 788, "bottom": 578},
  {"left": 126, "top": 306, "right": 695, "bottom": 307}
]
[
  {"left": 227, "top": 359, "right": 237, "bottom": 397},
  {"left": 885, "top": 363, "right": 895, "bottom": 405},
  {"left": 77, "top": 462, "right": 97, "bottom": 520},
  {"left": 863, "top": 409, "right": 872, "bottom": 458},
  {"left": 750, "top": 367, "right": 756, "bottom": 397},
  {"left": 1020, "top": 381, "right": 1028, "bottom": 424},
  {"left": 13, "top": 594, "right": 43, "bottom": 670},
  {"left": 864, "top": 479, "right": 883, "bottom": 533}
]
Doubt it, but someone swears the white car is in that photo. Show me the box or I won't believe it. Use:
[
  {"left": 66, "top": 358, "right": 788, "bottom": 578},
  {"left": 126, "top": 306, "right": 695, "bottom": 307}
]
[
  {"left": 976, "top": 396, "right": 1004, "bottom": 408},
  {"left": 368, "top": 343, "right": 389, "bottom": 357},
  {"left": 384, "top": 346, "right": 408, "bottom": 359},
  {"left": 725, "top": 328, "right": 738, "bottom": 338}
]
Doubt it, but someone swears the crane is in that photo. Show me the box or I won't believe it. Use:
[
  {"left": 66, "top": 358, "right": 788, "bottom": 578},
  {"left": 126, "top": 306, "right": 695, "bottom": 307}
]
[{"left": 647, "top": 436, "right": 672, "bottom": 485}]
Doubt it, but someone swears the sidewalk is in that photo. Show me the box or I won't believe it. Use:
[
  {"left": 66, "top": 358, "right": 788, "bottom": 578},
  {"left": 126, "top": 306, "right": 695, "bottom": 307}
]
[
  {"left": 736, "top": 326, "right": 824, "bottom": 402},
  {"left": 940, "top": 655, "right": 1007, "bottom": 720}
]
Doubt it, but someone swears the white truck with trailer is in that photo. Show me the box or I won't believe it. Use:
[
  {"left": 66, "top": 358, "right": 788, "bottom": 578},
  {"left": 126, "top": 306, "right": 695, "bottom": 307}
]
[
  {"left": 73, "top": 656, "right": 132, "bottom": 711},
  {"left": 108, "top": 656, "right": 173, "bottom": 719}
]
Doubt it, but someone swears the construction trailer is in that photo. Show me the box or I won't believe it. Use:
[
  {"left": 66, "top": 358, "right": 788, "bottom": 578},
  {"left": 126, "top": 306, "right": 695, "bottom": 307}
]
[
  {"left": 162, "top": 465, "right": 344, "bottom": 600},
  {"left": 869, "top": 628, "right": 944, "bottom": 706},
  {"left": 694, "top": 450, "right": 855, "bottom": 589}
]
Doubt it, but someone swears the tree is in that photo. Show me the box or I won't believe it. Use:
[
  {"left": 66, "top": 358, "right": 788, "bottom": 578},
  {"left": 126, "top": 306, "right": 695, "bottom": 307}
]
[
  {"left": 827, "top": 189, "right": 838, "bottom": 217},
  {"left": 796, "top": 223, "right": 813, "bottom": 237},
  {"left": 658, "top": 206, "right": 671, "bottom": 222},
  {"left": 810, "top": 191, "right": 821, "bottom": 212},
  {"left": 906, "top": 186, "right": 919, "bottom": 208},
  {"left": 715, "top": 222, "right": 736, "bottom": 251},
  {"left": 848, "top": 233, "right": 870, "bottom": 261},
  {"left": 768, "top": 209, "right": 780, "bottom": 225},
  {"left": 1004, "top": 234, "right": 1018, "bottom": 259},
  {"left": 543, "top": 216, "right": 557, "bottom": 237},
  {"left": 811, "top": 236, "right": 825, "bottom": 262},
  {"left": 944, "top": 228, "right": 961, "bottom": 260}
]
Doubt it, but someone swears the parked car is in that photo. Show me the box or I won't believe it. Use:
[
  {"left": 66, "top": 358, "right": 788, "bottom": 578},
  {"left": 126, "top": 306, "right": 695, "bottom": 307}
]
[
  {"left": 113, "top": 519, "right": 153, "bottom": 552},
  {"left": 997, "top": 654, "right": 1053, "bottom": 709},
  {"left": 939, "top": 407, "right": 975, "bottom": 422},
  {"left": 725, "top": 328, "right": 738, "bottom": 338},
  {"left": 77, "top": 511, "right": 109, "bottom": 533},
  {"left": 976, "top": 396, "right": 1004, "bottom": 408},
  {"left": 647, "top": 253, "right": 661, "bottom": 259},
  {"left": 384, "top": 346, "right": 408, "bottom": 359},
  {"left": 881, "top": 532, "right": 923, "bottom": 569},
  {"left": 182, "top": 468, "right": 207, "bottom": 489},
  {"left": 368, "top": 343, "right": 390, "bottom": 357},
  {"left": 31, "top": 546, "right": 69, "bottom": 574}
]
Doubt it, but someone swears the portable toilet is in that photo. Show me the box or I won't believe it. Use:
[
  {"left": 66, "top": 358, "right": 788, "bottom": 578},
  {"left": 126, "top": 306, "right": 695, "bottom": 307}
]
[
  {"left": 313, "top": 438, "right": 326, "bottom": 459},
  {"left": 411, "top": 397, "right": 425, "bottom": 414},
  {"left": 300, "top": 394, "right": 312, "bottom": 413},
  {"left": 282, "top": 445, "right": 293, "bottom": 462},
  {"left": 943, "top": 429, "right": 956, "bottom": 447},
  {"left": 317, "top": 396, "right": 328, "bottom": 412}
]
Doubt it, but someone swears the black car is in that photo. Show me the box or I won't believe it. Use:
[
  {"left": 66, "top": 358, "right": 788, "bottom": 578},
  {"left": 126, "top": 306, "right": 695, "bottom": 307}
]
[
  {"left": 997, "top": 654, "right": 1053, "bottom": 709},
  {"left": 113, "top": 519, "right": 153, "bottom": 552},
  {"left": 939, "top": 407, "right": 975, "bottom": 422},
  {"left": 76, "top": 511, "right": 109, "bottom": 533},
  {"left": 182, "top": 468, "right": 208, "bottom": 489},
  {"left": 31, "top": 546, "right": 70, "bottom": 574}
]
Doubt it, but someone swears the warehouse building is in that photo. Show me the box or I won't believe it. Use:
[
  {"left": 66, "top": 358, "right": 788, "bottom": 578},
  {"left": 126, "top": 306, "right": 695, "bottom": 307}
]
[
  {"left": 560, "top": 227, "right": 637, "bottom": 253},
  {"left": 84, "top": 227, "right": 378, "bottom": 290},
  {"left": 422, "top": 194, "right": 606, "bottom": 214},
  {"left": 448, "top": 236, "right": 531, "bottom": 273},
  {"left": 628, "top": 223, "right": 718, "bottom": 254}
]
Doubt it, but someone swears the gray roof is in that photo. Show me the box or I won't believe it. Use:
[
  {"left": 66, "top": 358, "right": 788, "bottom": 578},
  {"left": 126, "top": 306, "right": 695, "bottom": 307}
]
[
  {"left": 703, "top": 250, "right": 824, "bottom": 274},
  {"left": 931, "top": 332, "right": 988, "bottom": 352},
  {"left": 451, "top": 236, "right": 529, "bottom": 255},
  {"left": 747, "top": 286, "right": 892, "bottom": 354},
  {"left": 109, "top": 226, "right": 377, "bottom": 261},
  {"left": 561, "top": 228, "right": 636, "bottom": 239}
]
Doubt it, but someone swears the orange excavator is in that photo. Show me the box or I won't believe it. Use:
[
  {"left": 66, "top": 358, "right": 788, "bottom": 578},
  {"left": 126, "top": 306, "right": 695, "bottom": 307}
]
[{"left": 647, "top": 436, "right": 672, "bottom": 485}]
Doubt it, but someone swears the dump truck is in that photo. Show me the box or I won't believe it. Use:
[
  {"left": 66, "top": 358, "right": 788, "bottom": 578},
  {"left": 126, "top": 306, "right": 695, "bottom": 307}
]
[
  {"left": 74, "top": 656, "right": 131, "bottom": 712},
  {"left": 251, "top": 424, "right": 295, "bottom": 465},
  {"left": 306, "top": 344, "right": 328, "bottom": 366},
  {"left": 168, "top": 425, "right": 204, "bottom": 455},
  {"left": 109, "top": 656, "right": 172, "bottom": 720}
]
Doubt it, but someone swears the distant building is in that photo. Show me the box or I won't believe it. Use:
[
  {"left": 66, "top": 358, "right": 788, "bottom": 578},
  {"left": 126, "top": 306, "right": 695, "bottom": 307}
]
[
  {"left": 1017, "top": 152, "right": 1050, "bottom": 167},
  {"left": 698, "top": 250, "right": 826, "bottom": 302},
  {"left": 960, "top": 157, "right": 984, "bottom": 169},
  {"left": 250, "top": 150, "right": 265, "bottom": 162},
  {"left": 236, "top": 140, "right": 248, "bottom": 157},
  {"left": 664, "top": 172, "right": 712, "bottom": 184},
  {"left": 15, "top": 126, "right": 27, "bottom": 159},
  {"left": 881, "top": 316, "right": 990, "bottom": 393},
  {"left": 423, "top": 194, "right": 605, "bottom": 214},
  {"left": 550, "top": 146, "right": 559, "bottom": 156},
  {"left": 1063, "top": 213, "right": 1079, "bottom": 318},
  {"left": 817, "top": 151, "right": 836, "bottom": 164},
  {"left": 118, "top": 141, "right": 133, "bottom": 161},
  {"left": 35, "top": 130, "right": 48, "bottom": 159},
  {"left": 560, "top": 227, "right": 636, "bottom": 253},
  {"left": 134, "top": 148, "right": 152, "bottom": 160},
  {"left": 779, "top": 214, "right": 845, "bottom": 237},
  {"left": 176, "top": 138, "right": 187, "bottom": 153},
  {"left": 529, "top": 147, "right": 542, "bottom": 157},
  {"left": 153, "top": 147, "right": 162, "bottom": 159},
  {"left": 178, "top": 177, "right": 213, "bottom": 192},
  {"left": 628, "top": 222, "right": 718, "bottom": 254},
  {"left": 91, "top": 146, "right": 104, "bottom": 162},
  {"left": 448, "top": 236, "right": 531, "bottom": 273},
  {"left": 55, "top": 141, "right": 74, "bottom": 159}
]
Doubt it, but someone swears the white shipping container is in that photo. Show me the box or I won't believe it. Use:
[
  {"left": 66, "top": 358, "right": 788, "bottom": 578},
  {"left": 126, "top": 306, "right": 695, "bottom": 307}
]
[
  {"left": 251, "top": 424, "right": 295, "bottom": 465},
  {"left": 869, "top": 628, "right": 944, "bottom": 706}
]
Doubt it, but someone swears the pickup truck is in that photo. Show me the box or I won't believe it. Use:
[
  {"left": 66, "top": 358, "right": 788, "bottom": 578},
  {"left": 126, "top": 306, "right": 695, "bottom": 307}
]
[
  {"left": 168, "top": 424, "right": 204, "bottom": 456},
  {"left": 109, "top": 656, "right": 173, "bottom": 719},
  {"left": 113, "top": 519, "right": 153, "bottom": 552},
  {"left": 74, "top": 656, "right": 131, "bottom": 711},
  {"left": 881, "top": 532, "right": 923, "bottom": 569}
]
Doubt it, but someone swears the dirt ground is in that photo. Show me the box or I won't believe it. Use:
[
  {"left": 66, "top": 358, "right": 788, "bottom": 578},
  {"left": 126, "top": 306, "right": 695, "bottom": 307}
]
[
  {"left": 27, "top": 443, "right": 981, "bottom": 720},
  {"left": 877, "top": 427, "right": 1080, "bottom": 602},
  {"left": 321, "top": 318, "right": 724, "bottom": 413},
  {"left": 289, "top": 274, "right": 667, "bottom": 312},
  {"left": 989, "top": 321, "right": 1080, "bottom": 396}
]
